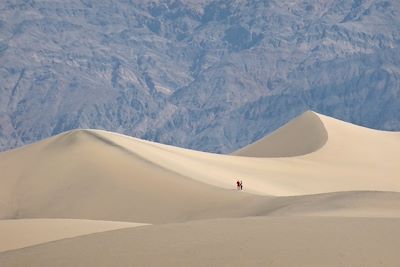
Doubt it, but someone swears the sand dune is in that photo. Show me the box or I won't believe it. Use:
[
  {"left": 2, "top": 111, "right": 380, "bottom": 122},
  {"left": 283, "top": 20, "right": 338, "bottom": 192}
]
[
  {"left": 1, "top": 110, "right": 400, "bottom": 265},
  {"left": 1, "top": 110, "right": 399, "bottom": 220},
  {"left": 233, "top": 111, "right": 328, "bottom": 157},
  {"left": 0, "top": 129, "right": 262, "bottom": 223},
  {"left": 257, "top": 191, "right": 400, "bottom": 217},
  {"left": 1, "top": 217, "right": 400, "bottom": 267},
  {"left": 1, "top": 112, "right": 399, "bottom": 220},
  {"left": 3, "top": 190, "right": 400, "bottom": 259},
  {"left": 0, "top": 219, "right": 146, "bottom": 252}
]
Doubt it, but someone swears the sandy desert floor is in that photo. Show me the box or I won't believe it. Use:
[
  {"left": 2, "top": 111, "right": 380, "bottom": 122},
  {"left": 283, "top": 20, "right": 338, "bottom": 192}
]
[{"left": 0, "top": 111, "right": 399, "bottom": 266}]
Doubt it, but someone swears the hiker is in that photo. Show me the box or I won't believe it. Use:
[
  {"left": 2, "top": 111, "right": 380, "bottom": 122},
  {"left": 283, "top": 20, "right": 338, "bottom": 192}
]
[
  {"left": 240, "top": 180, "right": 243, "bottom": 190},
  {"left": 236, "top": 180, "right": 240, "bottom": 190}
]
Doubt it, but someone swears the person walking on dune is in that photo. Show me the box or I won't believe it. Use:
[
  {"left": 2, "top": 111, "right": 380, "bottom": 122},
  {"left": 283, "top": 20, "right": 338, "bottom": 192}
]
[
  {"left": 240, "top": 180, "right": 243, "bottom": 190},
  {"left": 236, "top": 180, "right": 240, "bottom": 190}
]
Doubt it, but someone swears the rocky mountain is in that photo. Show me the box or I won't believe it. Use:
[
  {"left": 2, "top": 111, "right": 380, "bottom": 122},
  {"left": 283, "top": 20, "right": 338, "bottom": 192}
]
[{"left": 1, "top": 0, "right": 399, "bottom": 153}]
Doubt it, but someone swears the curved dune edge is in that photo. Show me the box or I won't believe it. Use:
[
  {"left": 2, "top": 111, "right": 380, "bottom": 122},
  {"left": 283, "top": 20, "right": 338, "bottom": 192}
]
[
  {"left": 0, "top": 109, "right": 399, "bottom": 220},
  {"left": 0, "top": 219, "right": 148, "bottom": 253},
  {"left": 0, "top": 111, "right": 399, "bottom": 266},
  {"left": 1, "top": 217, "right": 400, "bottom": 267},
  {"left": 233, "top": 111, "right": 329, "bottom": 157},
  {"left": 92, "top": 123, "right": 400, "bottom": 196},
  {"left": 261, "top": 191, "right": 400, "bottom": 218}
]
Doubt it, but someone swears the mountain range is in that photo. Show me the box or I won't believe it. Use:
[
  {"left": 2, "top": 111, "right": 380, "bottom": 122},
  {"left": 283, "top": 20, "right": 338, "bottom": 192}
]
[{"left": 1, "top": 0, "right": 399, "bottom": 152}]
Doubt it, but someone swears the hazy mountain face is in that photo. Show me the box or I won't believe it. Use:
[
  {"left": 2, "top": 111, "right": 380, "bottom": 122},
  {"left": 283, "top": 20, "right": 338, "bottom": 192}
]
[{"left": 1, "top": 0, "right": 399, "bottom": 153}]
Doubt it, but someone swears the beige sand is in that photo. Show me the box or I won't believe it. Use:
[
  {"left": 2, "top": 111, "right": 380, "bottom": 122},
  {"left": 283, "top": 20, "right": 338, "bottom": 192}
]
[
  {"left": 0, "top": 219, "right": 146, "bottom": 252},
  {"left": 1, "top": 112, "right": 399, "bottom": 211},
  {"left": 2, "top": 190, "right": 400, "bottom": 261},
  {"left": 1, "top": 217, "right": 400, "bottom": 267},
  {"left": 233, "top": 111, "right": 329, "bottom": 157},
  {"left": 1, "top": 111, "right": 400, "bottom": 265},
  {"left": 0, "top": 128, "right": 262, "bottom": 223}
]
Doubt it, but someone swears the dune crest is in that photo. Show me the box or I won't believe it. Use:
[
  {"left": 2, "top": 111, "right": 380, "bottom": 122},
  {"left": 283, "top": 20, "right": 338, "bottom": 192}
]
[
  {"left": 0, "top": 110, "right": 400, "bottom": 222},
  {"left": 233, "top": 111, "right": 329, "bottom": 157},
  {"left": 1, "top": 111, "right": 400, "bottom": 265}
]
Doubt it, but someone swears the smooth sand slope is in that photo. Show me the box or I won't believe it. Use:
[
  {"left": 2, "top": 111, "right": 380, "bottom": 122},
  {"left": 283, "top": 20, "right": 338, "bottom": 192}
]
[
  {"left": 0, "top": 111, "right": 399, "bottom": 221},
  {"left": 0, "top": 219, "right": 146, "bottom": 252},
  {"left": 1, "top": 111, "right": 400, "bottom": 203},
  {"left": 0, "top": 128, "right": 263, "bottom": 223},
  {"left": 1, "top": 110, "right": 400, "bottom": 266},
  {"left": 233, "top": 110, "right": 329, "bottom": 157},
  {"left": 1, "top": 217, "right": 400, "bottom": 267}
]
